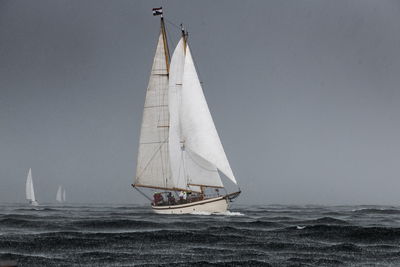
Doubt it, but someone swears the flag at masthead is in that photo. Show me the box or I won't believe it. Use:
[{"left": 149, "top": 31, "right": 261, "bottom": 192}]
[{"left": 152, "top": 7, "right": 163, "bottom": 17}]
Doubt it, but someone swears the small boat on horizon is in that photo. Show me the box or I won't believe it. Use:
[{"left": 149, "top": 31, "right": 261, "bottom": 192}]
[
  {"left": 25, "top": 168, "right": 39, "bottom": 206},
  {"left": 132, "top": 8, "right": 240, "bottom": 214},
  {"left": 56, "top": 185, "right": 66, "bottom": 203}
]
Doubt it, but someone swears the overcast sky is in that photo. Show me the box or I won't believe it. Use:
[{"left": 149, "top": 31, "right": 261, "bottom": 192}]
[{"left": 1, "top": 0, "right": 400, "bottom": 205}]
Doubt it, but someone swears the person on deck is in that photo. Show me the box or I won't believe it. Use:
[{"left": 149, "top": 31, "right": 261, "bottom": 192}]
[
  {"left": 215, "top": 188, "right": 220, "bottom": 197},
  {"left": 153, "top": 192, "right": 164, "bottom": 206},
  {"left": 179, "top": 191, "right": 188, "bottom": 204},
  {"left": 167, "top": 192, "right": 175, "bottom": 205},
  {"left": 179, "top": 191, "right": 184, "bottom": 203}
]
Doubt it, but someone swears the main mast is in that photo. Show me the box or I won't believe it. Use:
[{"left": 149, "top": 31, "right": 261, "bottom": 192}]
[
  {"left": 160, "top": 15, "right": 170, "bottom": 73},
  {"left": 134, "top": 7, "right": 191, "bottom": 193}
]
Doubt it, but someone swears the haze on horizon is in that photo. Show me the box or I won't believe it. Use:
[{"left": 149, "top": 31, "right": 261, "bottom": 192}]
[{"left": 1, "top": 0, "right": 400, "bottom": 205}]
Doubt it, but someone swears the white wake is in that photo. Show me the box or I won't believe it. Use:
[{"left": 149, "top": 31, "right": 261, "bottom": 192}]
[{"left": 190, "top": 210, "right": 244, "bottom": 216}]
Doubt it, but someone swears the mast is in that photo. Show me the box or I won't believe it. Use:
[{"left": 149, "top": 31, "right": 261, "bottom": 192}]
[{"left": 160, "top": 17, "right": 170, "bottom": 73}]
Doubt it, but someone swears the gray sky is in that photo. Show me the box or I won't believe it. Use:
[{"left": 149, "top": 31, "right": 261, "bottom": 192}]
[{"left": 1, "top": 0, "right": 400, "bottom": 205}]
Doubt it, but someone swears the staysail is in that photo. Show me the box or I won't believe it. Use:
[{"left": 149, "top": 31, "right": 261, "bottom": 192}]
[{"left": 25, "top": 168, "right": 36, "bottom": 202}]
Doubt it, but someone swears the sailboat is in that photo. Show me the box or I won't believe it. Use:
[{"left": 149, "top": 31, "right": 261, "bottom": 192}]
[
  {"left": 25, "top": 168, "right": 39, "bottom": 206},
  {"left": 132, "top": 8, "right": 240, "bottom": 214},
  {"left": 56, "top": 185, "right": 66, "bottom": 203}
]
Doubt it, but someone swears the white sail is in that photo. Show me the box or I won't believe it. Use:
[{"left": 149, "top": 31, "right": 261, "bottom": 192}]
[
  {"left": 168, "top": 38, "right": 187, "bottom": 189},
  {"left": 169, "top": 39, "right": 224, "bottom": 189},
  {"left": 62, "top": 188, "right": 66, "bottom": 202},
  {"left": 180, "top": 46, "right": 237, "bottom": 184},
  {"left": 56, "top": 186, "right": 63, "bottom": 203},
  {"left": 25, "top": 168, "right": 36, "bottom": 202},
  {"left": 183, "top": 149, "right": 223, "bottom": 188},
  {"left": 135, "top": 30, "right": 175, "bottom": 190}
]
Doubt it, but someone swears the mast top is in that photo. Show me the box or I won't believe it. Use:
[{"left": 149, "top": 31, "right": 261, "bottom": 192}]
[
  {"left": 153, "top": 7, "right": 170, "bottom": 71},
  {"left": 180, "top": 23, "right": 189, "bottom": 46}
]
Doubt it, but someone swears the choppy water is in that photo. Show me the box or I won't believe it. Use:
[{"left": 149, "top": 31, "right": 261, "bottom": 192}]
[{"left": 1, "top": 204, "right": 400, "bottom": 266}]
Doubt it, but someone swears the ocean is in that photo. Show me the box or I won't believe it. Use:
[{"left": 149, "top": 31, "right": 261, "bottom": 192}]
[{"left": 0, "top": 204, "right": 399, "bottom": 266}]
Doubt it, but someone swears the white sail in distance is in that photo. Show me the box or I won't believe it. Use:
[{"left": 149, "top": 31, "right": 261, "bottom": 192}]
[
  {"left": 56, "top": 186, "right": 63, "bottom": 203},
  {"left": 25, "top": 168, "right": 36, "bottom": 202},
  {"left": 25, "top": 168, "right": 38, "bottom": 205},
  {"left": 62, "top": 188, "right": 66, "bottom": 202}
]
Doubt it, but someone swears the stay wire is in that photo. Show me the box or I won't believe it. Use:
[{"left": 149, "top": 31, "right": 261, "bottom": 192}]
[{"left": 164, "top": 18, "right": 182, "bottom": 31}]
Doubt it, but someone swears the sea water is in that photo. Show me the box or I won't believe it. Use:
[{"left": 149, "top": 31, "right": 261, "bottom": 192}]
[{"left": 1, "top": 204, "right": 400, "bottom": 266}]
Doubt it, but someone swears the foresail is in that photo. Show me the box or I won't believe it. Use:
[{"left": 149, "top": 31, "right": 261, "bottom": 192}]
[
  {"left": 135, "top": 31, "right": 173, "bottom": 189},
  {"left": 180, "top": 47, "right": 237, "bottom": 184},
  {"left": 184, "top": 149, "right": 223, "bottom": 188},
  {"left": 168, "top": 38, "right": 187, "bottom": 190},
  {"left": 62, "top": 189, "right": 66, "bottom": 202}
]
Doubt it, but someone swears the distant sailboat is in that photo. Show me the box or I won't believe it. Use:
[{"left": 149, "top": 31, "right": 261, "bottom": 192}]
[
  {"left": 56, "top": 185, "right": 66, "bottom": 203},
  {"left": 132, "top": 8, "right": 240, "bottom": 214},
  {"left": 63, "top": 188, "right": 66, "bottom": 203},
  {"left": 25, "top": 168, "right": 39, "bottom": 206}
]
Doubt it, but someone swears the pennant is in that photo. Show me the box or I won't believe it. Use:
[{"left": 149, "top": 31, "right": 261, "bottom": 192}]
[{"left": 152, "top": 7, "right": 163, "bottom": 16}]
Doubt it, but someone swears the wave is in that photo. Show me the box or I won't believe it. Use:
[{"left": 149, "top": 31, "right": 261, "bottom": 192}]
[
  {"left": 296, "top": 225, "right": 400, "bottom": 242},
  {"left": 0, "top": 218, "right": 57, "bottom": 229},
  {"left": 177, "top": 260, "right": 271, "bottom": 266},
  {"left": 71, "top": 219, "right": 161, "bottom": 229},
  {"left": 352, "top": 208, "right": 400, "bottom": 215},
  {"left": 287, "top": 257, "right": 343, "bottom": 265},
  {"left": 295, "top": 216, "right": 349, "bottom": 225},
  {"left": 325, "top": 243, "right": 363, "bottom": 252},
  {"left": 233, "top": 220, "right": 282, "bottom": 228},
  {"left": 313, "top": 217, "right": 349, "bottom": 224}
]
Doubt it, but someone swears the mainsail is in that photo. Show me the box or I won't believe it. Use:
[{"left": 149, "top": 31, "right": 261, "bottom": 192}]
[
  {"left": 134, "top": 18, "right": 237, "bottom": 193},
  {"left": 25, "top": 168, "right": 36, "bottom": 202},
  {"left": 134, "top": 19, "right": 177, "bottom": 190}
]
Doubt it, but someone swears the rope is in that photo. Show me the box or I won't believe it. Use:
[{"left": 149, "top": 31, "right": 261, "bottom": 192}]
[
  {"left": 133, "top": 186, "right": 153, "bottom": 202},
  {"left": 164, "top": 18, "right": 182, "bottom": 31}
]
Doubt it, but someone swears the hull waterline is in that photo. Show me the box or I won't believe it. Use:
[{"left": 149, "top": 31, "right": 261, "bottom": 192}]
[
  {"left": 152, "top": 196, "right": 228, "bottom": 214},
  {"left": 29, "top": 200, "right": 39, "bottom": 206}
]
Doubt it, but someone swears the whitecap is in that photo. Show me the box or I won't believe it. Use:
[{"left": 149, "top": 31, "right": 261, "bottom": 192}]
[{"left": 189, "top": 211, "right": 245, "bottom": 216}]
